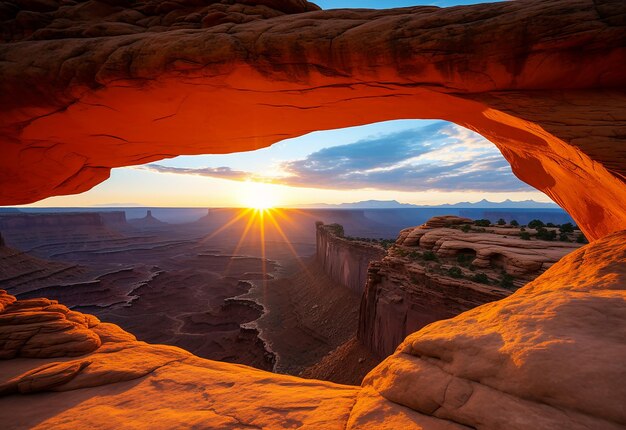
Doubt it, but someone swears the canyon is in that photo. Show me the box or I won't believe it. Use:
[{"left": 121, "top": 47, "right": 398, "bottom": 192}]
[
  {"left": 0, "top": 0, "right": 625, "bottom": 429},
  {"left": 0, "top": 229, "right": 624, "bottom": 429}
]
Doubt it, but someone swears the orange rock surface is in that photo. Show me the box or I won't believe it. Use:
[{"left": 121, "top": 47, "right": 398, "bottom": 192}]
[
  {"left": 1, "top": 0, "right": 625, "bottom": 240},
  {"left": 0, "top": 231, "right": 624, "bottom": 429}
]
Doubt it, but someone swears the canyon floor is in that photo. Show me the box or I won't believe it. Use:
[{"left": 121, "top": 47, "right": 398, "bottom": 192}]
[{"left": 0, "top": 209, "right": 389, "bottom": 382}]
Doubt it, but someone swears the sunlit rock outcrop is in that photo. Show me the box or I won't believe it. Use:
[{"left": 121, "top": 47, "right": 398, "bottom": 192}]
[
  {"left": 358, "top": 229, "right": 626, "bottom": 430},
  {"left": 0, "top": 292, "right": 101, "bottom": 359},
  {"left": 1, "top": 0, "right": 625, "bottom": 240}
]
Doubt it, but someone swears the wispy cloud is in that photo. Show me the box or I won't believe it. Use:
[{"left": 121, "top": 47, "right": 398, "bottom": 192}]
[
  {"left": 138, "top": 165, "right": 254, "bottom": 181},
  {"left": 141, "top": 123, "right": 532, "bottom": 193}
]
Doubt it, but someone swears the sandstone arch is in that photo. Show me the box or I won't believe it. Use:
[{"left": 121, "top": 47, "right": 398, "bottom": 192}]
[{"left": 0, "top": 0, "right": 625, "bottom": 241}]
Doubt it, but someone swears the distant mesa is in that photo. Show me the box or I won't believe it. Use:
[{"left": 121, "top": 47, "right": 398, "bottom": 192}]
[{"left": 128, "top": 210, "right": 168, "bottom": 229}]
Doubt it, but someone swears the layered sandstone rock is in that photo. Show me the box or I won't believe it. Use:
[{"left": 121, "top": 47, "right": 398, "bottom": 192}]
[
  {"left": 1, "top": 0, "right": 625, "bottom": 241},
  {"left": 316, "top": 222, "right": 386, "bottom": 295},
  {"left": 0, "top": 291, "right": 101, "bottom": 359},
  {"left": 358, "top": 216, "right": 582, "bottom": 357},
  {"left": 396, "top": 216, "right": 581, "bottom": 279},
  {"left": 0, "top": 231, "right": 624, "bottom": 429}
]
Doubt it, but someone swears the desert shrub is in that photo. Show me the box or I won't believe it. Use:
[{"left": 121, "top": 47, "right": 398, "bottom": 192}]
[
  {"left": 447, "top": 266, "right": 463, "bottom": 279},
  {"left": 576, "top": 233, "right": 588, "bottom": 244},
  {"left": 396, "top": 248, "right": 408, "bottom": 257},
  {"left": 327, "top": 223, "right": 344, "bottom": 237},
  {"left": 500, "top": 273, "right": 515, "bottom": 290},
  {"left": 379, "top": 239, "right": 395, "bottom": 249},
  {"left": 559, "top": 233, "right": 570, "bottom": 242},
  {"left": 423, "top": 251, "right": 438, "bottom": 261},
  {"left": 510, "top": 220, "right": 519, "bottom": 227},
  {"left": 546, "top": 222, "right": 556, "bottom": 228},
  {"left": 497, "top": 218, "right": 506, "bottom": 225},
  {"left": 472, "top": 272, "right": 490, "bottom": 284},
  {"left": 457, "top": 253, "right": 474, "bottom": 266},
  {"left": 528, "top": 219, "right": 545, "bottom": 229},
  {"left": 461, "top": 224, "right": 471, "bottom": 233},
  {"left": 520, "top": 232, "right": 531, "bottom": 240},
  {"left": 559, "top": 222, "right": 574, "bottom": 233},
  {"left": 474, "top": 219, "right": 491, "bottom": 227},
  {"left": 536, "top": 227, "right": 556, "bottom": 241},
  {"left": 408, "top": 251, "right": 421, "bottom": 260}
]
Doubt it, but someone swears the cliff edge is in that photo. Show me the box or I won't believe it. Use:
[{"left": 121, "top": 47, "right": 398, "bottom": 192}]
[{"left": 359, "top": 215, "right": 583, "bottom": 358}]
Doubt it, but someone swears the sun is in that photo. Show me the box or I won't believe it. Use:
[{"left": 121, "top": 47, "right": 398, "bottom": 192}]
[{"left": 239, "top": 181, "right": 279, "bottom": 210}]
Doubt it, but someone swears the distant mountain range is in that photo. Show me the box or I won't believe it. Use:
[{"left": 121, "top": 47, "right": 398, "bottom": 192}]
[{"left": 291, "top": 199, "right": 559, "bottom": 209}]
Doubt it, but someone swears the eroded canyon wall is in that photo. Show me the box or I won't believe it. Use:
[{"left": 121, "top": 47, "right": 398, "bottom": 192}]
[
  {"left": 315, "top": 222, "right": 386, "bottom": 295},
  {"left": 358, "top": 259, "right": 510, "bottom": 359},
  {"left": 358, "top": 216, "right": 583, "bottom": 358}
]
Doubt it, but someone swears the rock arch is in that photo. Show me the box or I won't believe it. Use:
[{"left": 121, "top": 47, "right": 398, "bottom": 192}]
[{"left": 0, "top": 0, "right": 624, "bottom": 243}]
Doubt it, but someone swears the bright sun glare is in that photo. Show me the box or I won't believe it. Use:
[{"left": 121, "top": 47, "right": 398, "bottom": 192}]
[{"left": 240, "top": 181, "right": 279, "bottom": 210}]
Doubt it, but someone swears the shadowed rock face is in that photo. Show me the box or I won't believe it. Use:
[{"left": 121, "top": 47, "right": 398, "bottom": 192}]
[{"left": 1, "top": 0, "right": 625, "bottom": 240}]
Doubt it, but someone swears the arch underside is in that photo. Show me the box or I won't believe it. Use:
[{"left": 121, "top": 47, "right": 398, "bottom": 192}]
[{"left": 1, "top": 0, "right": 625, "bottom": 240}]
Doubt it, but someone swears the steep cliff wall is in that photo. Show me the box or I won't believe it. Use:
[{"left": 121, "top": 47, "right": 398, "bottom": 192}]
[
  {"left": 358, "top": 216, "right": 582, "bottom": 358},
  {"left": 359, "top": 260, "right": 510, "bottom": 359},
  {"left": 316, "top": 222, "right": 386, "bottom": 295}
]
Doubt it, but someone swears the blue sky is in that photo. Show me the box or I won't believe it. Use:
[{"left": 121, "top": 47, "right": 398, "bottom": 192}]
[{"left": 23, "top": 0, "right": 545, "bottom": 208}]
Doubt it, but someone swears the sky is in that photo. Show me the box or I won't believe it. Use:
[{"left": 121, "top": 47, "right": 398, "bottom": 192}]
[{"left": 21, "top": 0, "right": 544, "bottom": 209}]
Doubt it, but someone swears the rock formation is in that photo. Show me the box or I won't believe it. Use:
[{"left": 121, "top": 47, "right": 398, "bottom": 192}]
[
  {"left": 316, "top": 222, "right": 386, "bottom": 294},
  {"left": 0, "top": 292, "right": 101, "bottom": 359},
  {"left": 0, "top": 211, "right": 125, "bottom": 250},
  {"left": 1, "top": 0, "right": 625, "bottom": 240},
  {"left": 396, "top": 216, "right": 581, "bottom": 279},
  {"left": 357, "top": 230, "right": 626, "bottom": 430},
  {"left": 1, "top": 231, "right": 624, "bottom": 429},
  {"left": 128, "top": 209, "right": 168, "bottom": 229},
  {"left": 359, "top": 216, "right": 583, "bottom": 358}
]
